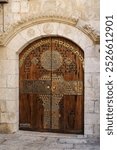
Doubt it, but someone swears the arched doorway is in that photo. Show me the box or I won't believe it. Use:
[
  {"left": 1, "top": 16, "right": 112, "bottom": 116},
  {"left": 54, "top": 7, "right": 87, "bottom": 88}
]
[{"left": 19, "top": 36, "right": 84, "bottom": 134}]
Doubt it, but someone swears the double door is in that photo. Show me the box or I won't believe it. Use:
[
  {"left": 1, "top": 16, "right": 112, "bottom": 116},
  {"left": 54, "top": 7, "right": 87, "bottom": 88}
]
[{"left": 19, "top": 37, "right": 84, "bottom": 133}]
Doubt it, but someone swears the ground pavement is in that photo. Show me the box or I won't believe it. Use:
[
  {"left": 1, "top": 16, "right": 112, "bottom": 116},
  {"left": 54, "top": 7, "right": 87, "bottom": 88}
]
[{"left": 0, "top": 131, "right": 99, "bottom": 150}]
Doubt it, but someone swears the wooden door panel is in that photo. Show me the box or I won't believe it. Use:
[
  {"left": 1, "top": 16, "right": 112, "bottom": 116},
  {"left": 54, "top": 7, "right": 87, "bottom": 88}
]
[
  {"left": 51, "top": 37, "right": 84, "bottom": 133},
  {"left": 63, "top": 95, "right": 83, "bottom": 133},
  {"left": 31, "top": 94, "right": 44, "bottom": 130},
  {"left": 19, "top": 94, "right": 31, "bottom": 129},
  {"left": 19, "top": 37, "right": 84, "bottom": 134}
]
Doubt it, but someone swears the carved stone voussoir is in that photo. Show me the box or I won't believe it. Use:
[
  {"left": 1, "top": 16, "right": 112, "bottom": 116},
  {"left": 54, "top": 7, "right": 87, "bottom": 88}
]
[
  {"left": 0, "top": 16, "right": 78, "bottom": 46},
  {"left": 27, "top": 28, "right": 35, "bottom": 37},
  {"left": 82, "top": 24, "right": 100, "bottom": 44},
  {"left": 43, "top": 23, "right": 54, "bottom": 34}
]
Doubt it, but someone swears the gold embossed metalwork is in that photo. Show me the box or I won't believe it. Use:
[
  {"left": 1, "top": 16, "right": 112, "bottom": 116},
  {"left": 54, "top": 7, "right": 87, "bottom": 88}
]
[
  {"left": 19, "top": 37, "right": 84, "bottom": 132},
  {"left": 41, "top": 50, "right": 63, "bottom": 71},
  {"left": 21, "top": 80, "right": 51, "bottom": 94},
  {"left": 19, "top": 39, "right": 51, "bottom": 67},
  {"left": 21, "top": 75, "right": 83, "bottom": 95},
  {"left": 52, "top": 95, "right": 62, "bottom": 129},
  {"left": 19, "top": 38, "right": 84, "bottom": 68},
  {"left": 31, "top": 57, "right": 39, "bottom": 65},
  {"left": 21, "top": 74, "right": 83, "bottom": 129},
  {"left": 53, "top": 39, "right": 84, "bottom": 64},
  {"left": 39, "top": 95, "right": 51, "bottom": 129},
  {"left": 64, "top": 58, "right": 72, "bottom": 65}
]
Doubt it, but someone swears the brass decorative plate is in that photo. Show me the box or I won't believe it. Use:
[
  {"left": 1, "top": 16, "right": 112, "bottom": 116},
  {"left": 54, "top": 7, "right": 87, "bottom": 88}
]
[{"left": 40, "top": 50, "right": 63, "bottom": 71}]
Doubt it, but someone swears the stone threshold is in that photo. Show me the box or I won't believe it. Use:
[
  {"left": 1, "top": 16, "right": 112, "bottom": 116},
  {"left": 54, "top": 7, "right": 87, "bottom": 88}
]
[{"left": 15, "top": 130, "right": 88, "bottom": 138}]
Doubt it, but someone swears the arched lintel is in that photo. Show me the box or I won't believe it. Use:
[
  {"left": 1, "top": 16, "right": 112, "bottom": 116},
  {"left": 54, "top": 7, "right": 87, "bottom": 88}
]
[
  {"left": 0, "top": 16, "right": 99, "bottom": 49},
  {"left": 0, "top": 17, "right": 77, "bottom": 46},
  {"left": 4, "top": 21, "right": 95, "bottom": 57}
]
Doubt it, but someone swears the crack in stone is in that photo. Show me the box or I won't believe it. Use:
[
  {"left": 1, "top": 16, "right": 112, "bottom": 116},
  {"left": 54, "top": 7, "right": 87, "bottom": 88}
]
[{"left": 0, "top": 138, "right": 7, "bottom": 145}]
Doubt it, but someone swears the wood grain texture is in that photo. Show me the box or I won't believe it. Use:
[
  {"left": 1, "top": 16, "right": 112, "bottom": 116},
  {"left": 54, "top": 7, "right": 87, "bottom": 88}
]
[{"left": 19, "top": 37, "right": 84, "bottom": 134}]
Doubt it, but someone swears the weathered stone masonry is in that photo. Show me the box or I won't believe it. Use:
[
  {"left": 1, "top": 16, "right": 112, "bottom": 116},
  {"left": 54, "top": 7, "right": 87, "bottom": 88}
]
[{"left": 0, "top": 0, "right": 100, "bottom": 136}]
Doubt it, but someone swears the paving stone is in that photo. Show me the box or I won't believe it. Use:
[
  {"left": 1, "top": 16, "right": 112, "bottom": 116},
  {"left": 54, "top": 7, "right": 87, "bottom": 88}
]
[
  {"left": 44, "top": 137, "right": 59, "bottom": 143},
  {"left": 41, "top": 148, "right": 63, "bottom": 150},
  {"left": 47, "top": 143, "right": 74, "bottom": 149},
  {"left": 58, "top": 138, "right": 87, "bottom": 144},
  {"left": 18, "top": 135, "right": 46, "bottom": 142},
  {"left": 74, "top": 144, "right": 99, "bottom": 150},
  {"left": 0, "top": 138, "right": 7, "bottom": 144},
  {"left": 0, "top": 144, "right": 21, "bottom": 150},
  {"left": 0, "top": 131, "right": 100, "bottom": 150}
]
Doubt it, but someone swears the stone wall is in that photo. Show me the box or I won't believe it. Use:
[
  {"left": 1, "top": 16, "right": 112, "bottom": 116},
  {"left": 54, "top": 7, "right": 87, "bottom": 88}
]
[
  {"left": 0, "top": 0, "right": 99, "bottom": 34},
  {"left": 0, "top": 0, "right": 100, "bottom": 136}
]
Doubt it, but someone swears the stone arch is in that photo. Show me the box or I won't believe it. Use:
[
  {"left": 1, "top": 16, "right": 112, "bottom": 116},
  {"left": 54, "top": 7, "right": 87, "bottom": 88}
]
[
  {"left": 6, "top": 22, "right": 94, "bottom": 55},
  {"left": 3, "top": 22, "right": 99, "bottom": 134}
]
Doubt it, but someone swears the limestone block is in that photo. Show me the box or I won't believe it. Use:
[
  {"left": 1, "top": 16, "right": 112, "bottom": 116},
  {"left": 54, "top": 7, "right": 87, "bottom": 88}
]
[
  {"left": 0, "top": 101, "right": 6, "bottom": 113},
  {"left": 0, "top": 75, "right": 7, "bottom": 87},
  {"left": 8, "top": 123, "right": 18, "bottom": 133},
  {"left": 85, "top": 113, "right": 100, "bottom": 125},
  {"left": 21, "top": 0, "right": 29, "bottom": 13},
  {"left": 19, "top": 25, "right": 40, "bottom": 46},
  {"left": 85, "top": 88, "right": 95, "bottom": 99},
  {"left": 7, "top": 47, "right": 18, "bottom": 60},
  {"left": 85, "top": 100, "right": 94, "bottom": 113},
  {"left": 0, "top": 25, "right": 2, "bottom": 32},
  {"left": 58, "top": 24, "right": 76, "bottom": 40},
  {"left": 0, "top": 59, "right": 19, "bottom": 76},
  {"left": 0, "top": 123, "right": 10, "bottom": 133},
  {"left": 0, "top": 123, "right": 17, "bottom": 133},
  {"left": 15, "top": 60, "right": 19, "bottom": 75},
  {"left": 94, "top": 101, "right": 100, "bottom": 113},
  {"left": 13, "top": 13, "right": 21, "bottom": 22},
  {"left": 0, "top": 10, "right": 2, "bottom": 18},
  {"left": 0, "top": 60, "right": 8, "bottom": 75},
  {"left": 0, "top": 88, "right": 7, "bottom": 100},
  {"left": 6, "top": 60, "right": 17, "bottom": 75},
  {"left": 85, "top": 57, "right": 100, "bottom": 73},
  {"left": 6, "top": 101, "right": 17, "bottom": 112},
  {"left": 7, "top": 75, "right": 18, "bottom": 88},
  {"left": 92, "top": 73, "right": 100, "bottom": 88},
  {"left": 85, "top": 124, "right": 93, "bottom": 135},
  {"left": 58, "top": 23, "right": 94, "bottom": 52},
  {"left": 6, "top": 33, "right": 27, "bottom": 53},
  {"left": 1, "top": 112, "right": 17, "bottom": 123},
  {"left": 6, "top": 89, "right": 17, "bottom": 101},
  {"left": 72, "top": 30, "right": 82, "bottom": 46},
  {"left": 78, "top": 34, "right": 94, "bottom": 51},
  {"left": 85, "top": 73, "right": 92, "bottom": 88},
  {"left": 19, "top": 23, "right": 59, "bottom": 43},
  {"left": 94, "top": 44, "right": 100, "bottom": 58},
  {"left": 42, "top": 23, "right": 59, "bottom": 35},
  {"left": 93, "top": 124, "right": 100, "bottom": 136},
  {"left": 76, "top": 0, "right": 100, "bottom": 20},
  {"left": 12, "top": 2, "right": 20, "bottom": 13},
  {"left": 0, "top": 47, "right": 7, "bottom": 60},
  {"left": 84, "top": 45, "right": 96, "bottom": 57},
  {"left": 94, "top": 87, "right": 100, "bottom": 99}
]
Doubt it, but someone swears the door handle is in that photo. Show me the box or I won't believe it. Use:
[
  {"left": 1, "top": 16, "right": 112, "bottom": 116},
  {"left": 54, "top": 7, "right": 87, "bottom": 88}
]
[{"left": 47, "top": 85, "right": 50, "bottom": 89}]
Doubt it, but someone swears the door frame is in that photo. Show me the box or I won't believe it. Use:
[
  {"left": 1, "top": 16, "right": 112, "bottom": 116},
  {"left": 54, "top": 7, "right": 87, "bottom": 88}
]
[
  {"left": 19, "top": 36, "right": 84, "bottom": 134},
  {"left": 4, "top": 21, "right": 99, "bottom": 135}
]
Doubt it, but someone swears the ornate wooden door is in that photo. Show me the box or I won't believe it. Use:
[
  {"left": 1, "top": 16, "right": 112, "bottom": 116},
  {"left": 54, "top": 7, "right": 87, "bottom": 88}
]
[{"left": 19, "top": 37, "right": 84, "bottom": 134}]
